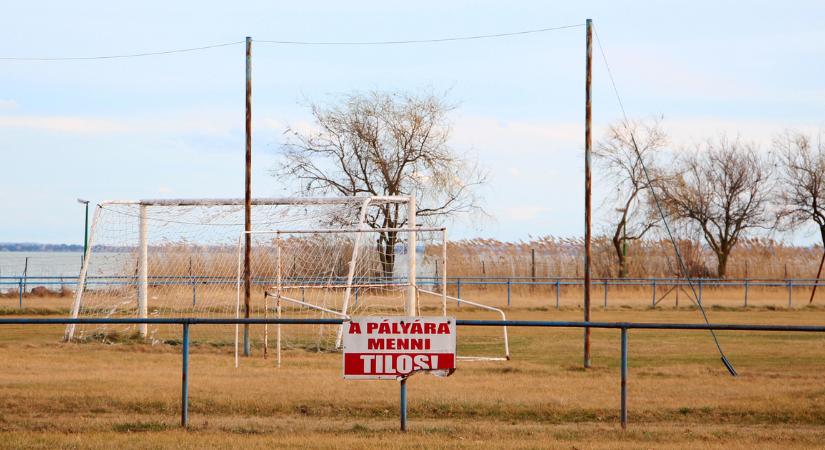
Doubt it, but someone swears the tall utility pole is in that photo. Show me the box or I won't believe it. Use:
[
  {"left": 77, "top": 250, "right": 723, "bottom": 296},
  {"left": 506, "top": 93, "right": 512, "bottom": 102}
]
[
  {"left": 243, "top": 36, "right": 253, "bottom": 357},
  {"left": 583, "top": 18, "right": 593, "bottom": 369}
]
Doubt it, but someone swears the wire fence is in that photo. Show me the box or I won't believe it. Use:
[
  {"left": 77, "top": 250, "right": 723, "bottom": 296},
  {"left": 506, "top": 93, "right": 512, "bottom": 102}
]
[{"left": 2, "top": 274, "right": 824, "bottom": 309}]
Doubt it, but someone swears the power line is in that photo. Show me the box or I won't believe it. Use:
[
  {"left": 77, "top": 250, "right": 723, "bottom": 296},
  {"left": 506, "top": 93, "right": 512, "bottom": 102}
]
[
  {"left": 592, "top": 24, "right": 737, "bottom": 376},
  {"left": 256, "top": 24, "right": 584, "bottom": 45},
  {"left": 0, "top": 41, "right": 245, "bottom": 61},
  {"left": 0, "top": 24, "right": 584, "bottom": 61}
]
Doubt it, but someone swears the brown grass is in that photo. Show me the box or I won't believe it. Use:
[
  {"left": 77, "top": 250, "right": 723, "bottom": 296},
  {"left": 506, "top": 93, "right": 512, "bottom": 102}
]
[{"left": 1, "top": 306, "right": 824, "bottom": 448}]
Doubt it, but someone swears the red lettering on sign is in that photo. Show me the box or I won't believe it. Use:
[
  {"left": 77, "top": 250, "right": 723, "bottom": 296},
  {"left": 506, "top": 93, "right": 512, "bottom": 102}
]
[{"left": 344, "top": 353, "right": 454, "bottom": 376}]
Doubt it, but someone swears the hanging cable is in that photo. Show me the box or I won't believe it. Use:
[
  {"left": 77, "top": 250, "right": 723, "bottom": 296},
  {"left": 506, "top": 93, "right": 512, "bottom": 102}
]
[
  {"left": 0, "top": 41, "right": 245, "bottom": 61},
  {"left": 592, "top": 23, "right": 737, "bottom": 376},
  {"left": 0, "top": 24, "right": 584, "bottom": 61},
  {"left": 255, "top": 24, "right": 584, "bottom": 45}
]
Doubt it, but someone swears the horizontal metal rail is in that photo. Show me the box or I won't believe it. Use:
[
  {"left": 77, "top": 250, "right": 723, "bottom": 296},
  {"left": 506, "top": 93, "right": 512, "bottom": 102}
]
[
  {"left": 4, "top": 275, "right": 824, "bottom": 287},
  {"left": 2, "top": 317, "right": 824, "bottom": 430},
  {"left": 1, "top": 317, "right": 824, "bottom": 332}
]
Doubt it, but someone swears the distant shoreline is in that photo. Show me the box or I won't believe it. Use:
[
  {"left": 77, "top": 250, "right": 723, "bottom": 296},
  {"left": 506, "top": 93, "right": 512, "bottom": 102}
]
[{"left": 0, "top": 243, "right": 83, "bottom": 252}]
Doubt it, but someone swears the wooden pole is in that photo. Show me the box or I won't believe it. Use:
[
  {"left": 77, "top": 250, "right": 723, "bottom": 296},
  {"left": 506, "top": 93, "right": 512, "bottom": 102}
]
[
  {"left": 243, "top": 36, "right": 253, "bottom": 356},
  {"left": 583, "top": 18, "right": 593, "bottom": 369}
]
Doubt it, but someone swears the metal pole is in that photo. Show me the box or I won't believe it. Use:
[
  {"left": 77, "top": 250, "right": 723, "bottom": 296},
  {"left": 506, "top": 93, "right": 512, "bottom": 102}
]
[
  {"left": 181, "top": 322, "right": 190, "bottom": 427},
  {"left": 78, "top": 199, "right": 89, "bottom": 268},
  {"left": 652, "top": 280, "right": 657, "bottom": 307},
  {"left": 189, "top": 256, "right": 196, "bottom": 307},
  {"left": 243, "top": 36, "right": 253, "bottom": 357},
  {"left": 84, "top": 202, "right": 89, "bottom": 257},
  {"left": 556, "top": 279, "right": 560, "bottom": 309},
  {"left": 507, "top": 278, "right": 511, "bottom": 307},
  {"left": 620, "top": 327, "right": 628, "bottom": 430},
  {"left": 400, "top": 377, "right": 408, "bottom": 432},
  {"left": 604, "top": 279, "right": 608, "bottom": 309},
  {"left": 22, "top": 257, "right": 28, "bottom": 300},
  {"left": 788, "top": 279, "right": 793, "bottom": 308},
  {"left": 583, "top": 17, "right": 593, "bottom": 369},
  {"left": 809, "top": 249, "right": 825, "bottom": 304}
]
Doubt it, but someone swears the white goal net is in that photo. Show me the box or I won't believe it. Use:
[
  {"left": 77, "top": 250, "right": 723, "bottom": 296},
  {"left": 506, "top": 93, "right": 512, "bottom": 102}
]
[{"left": 65, "top": 196, "right": 508, "bottom": 363}]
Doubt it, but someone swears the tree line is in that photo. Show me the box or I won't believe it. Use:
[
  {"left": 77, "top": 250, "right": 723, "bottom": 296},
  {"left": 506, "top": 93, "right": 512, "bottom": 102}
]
[
  {"left": 597, "top": 118, "right": 825, "bottom": 277},
  {"left": 274, "top": 90, "right": 824, "bottom": 278}
]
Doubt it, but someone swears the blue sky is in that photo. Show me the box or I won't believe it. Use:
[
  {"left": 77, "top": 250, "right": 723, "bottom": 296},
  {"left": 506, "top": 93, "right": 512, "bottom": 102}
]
[{"left": 1, "top": 1, "right": 824, "bottom": 244}]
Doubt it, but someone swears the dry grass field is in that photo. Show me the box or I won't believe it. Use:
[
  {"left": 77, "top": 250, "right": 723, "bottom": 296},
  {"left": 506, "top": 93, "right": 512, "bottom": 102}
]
[{"left": 1, "top": 297, "right": 825, "bottom": 449}]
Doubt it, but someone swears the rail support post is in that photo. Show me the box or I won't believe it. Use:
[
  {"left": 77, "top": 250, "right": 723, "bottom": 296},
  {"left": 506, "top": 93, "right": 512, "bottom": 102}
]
[
  {"left": 400, "top": 377, "right": 408, "bottom": 432},
  {"left": 788, "top": 280, "right": 793, "bottom": 308},
  {"left": 620, "top": 327, "right": 628, "bottom": 430},
  {"left": 181, "top": 322, "right": 190, "bottom": 428},
  {"left": 604, "top": 280, "right": 608, "bottom": 309},
  {"left": 744, "top": 279, "right": 749, "bottom": 307},
  {"left": 652, "top": 280, "right": 656, "bottom": 308},
  {"left": 506, "top": 279, "right": 511, "bottom": 307},
  {"left": 556, "top": 279, "right": 561, "bottom": 309}
]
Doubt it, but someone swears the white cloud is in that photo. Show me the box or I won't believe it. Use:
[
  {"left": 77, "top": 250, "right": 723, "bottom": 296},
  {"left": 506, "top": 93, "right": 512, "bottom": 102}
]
[{"left": 0, "top": 100, "right": 17, "bottom": 110}]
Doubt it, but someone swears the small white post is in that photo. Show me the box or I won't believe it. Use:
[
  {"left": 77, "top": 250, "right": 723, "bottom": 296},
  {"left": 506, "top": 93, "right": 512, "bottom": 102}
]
[
  {"left": 234, "top": 233, "right": 243, "bottom": 368},
  {"left": 441, "top": 228, "right": 447, "bottom": 316},
  {"left": 407, "top": 195, "right": 417, "bottom": 316},
  {"left": 137, "top": 204, "right": 149, "bottom": 338},
  {"left": 274, "top": 235, "right": 282, "bottom": 365},
  {"left": 276, "top": 296, "right": 282, "bottom": 368},
  {"left": 335, "top": 198, "right": 372, "bottom": 347}
]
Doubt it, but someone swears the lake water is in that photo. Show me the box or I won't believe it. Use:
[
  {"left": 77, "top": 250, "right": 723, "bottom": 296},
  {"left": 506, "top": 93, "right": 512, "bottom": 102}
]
[{"left": 0, "top": 252, "right": 84, "bottom": 278}]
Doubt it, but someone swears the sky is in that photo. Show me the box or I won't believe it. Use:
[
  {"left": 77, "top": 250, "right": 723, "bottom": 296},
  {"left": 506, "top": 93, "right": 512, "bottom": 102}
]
[{"left": 1, "top": 1, "right": 824, "bottom": 245}]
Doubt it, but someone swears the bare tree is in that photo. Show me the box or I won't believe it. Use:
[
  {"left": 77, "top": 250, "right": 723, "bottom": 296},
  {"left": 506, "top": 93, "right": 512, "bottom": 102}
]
[
  {"left": 595, "top": 118, "right": 665, "bottom": 278},
  {"left": 658, "top": 137, "right": 775, "bottom": 278},
  {"left": 774, "top": 131, "right": 825, "bottom": 246},
  {"left": 276, "top": 90, "right": 486, "bottom": 275}
]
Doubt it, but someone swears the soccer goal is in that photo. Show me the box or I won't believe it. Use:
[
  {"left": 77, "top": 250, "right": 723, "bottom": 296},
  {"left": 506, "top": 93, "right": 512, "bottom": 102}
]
[
  {"left": 64, "top": 195, "right": 509, "bottom": 363},
  {"left": 64, "top": 196, "right": 412, "bottom": 343}
]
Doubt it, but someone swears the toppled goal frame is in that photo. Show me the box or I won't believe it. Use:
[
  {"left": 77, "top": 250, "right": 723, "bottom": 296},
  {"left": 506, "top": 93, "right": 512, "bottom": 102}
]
[{"left": 241, "top": 227, "right": 510, "bottom": 366}]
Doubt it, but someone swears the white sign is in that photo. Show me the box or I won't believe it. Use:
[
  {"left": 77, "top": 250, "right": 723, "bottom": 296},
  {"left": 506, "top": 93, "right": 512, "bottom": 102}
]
[{"left": 342, "top": 316, "right": 456, "bottom": 380}]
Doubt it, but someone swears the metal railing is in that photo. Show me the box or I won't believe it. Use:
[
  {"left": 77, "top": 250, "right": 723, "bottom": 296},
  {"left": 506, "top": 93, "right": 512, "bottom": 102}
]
[{"left": 1, "top": 317, "right": 823, "bottom": 430}]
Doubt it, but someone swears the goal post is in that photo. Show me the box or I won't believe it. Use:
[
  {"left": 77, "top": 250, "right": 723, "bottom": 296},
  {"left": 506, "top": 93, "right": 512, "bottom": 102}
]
[{"left": 63, "top": 196, "right": 413, "bottom": 342}]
